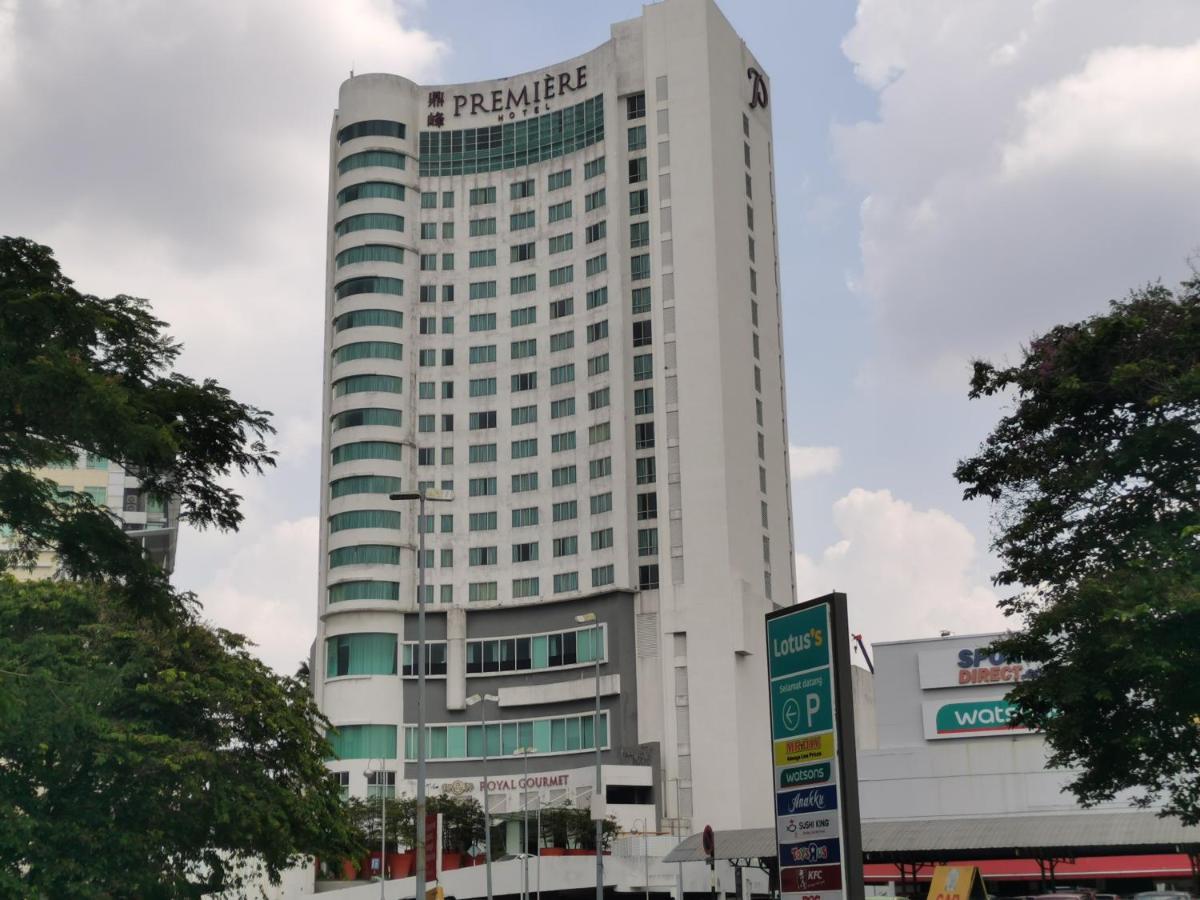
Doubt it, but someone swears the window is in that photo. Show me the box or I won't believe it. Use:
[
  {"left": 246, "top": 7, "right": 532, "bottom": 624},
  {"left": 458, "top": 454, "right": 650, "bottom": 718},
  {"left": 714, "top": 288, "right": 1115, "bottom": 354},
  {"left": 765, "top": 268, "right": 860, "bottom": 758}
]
[
  {"left": 588, "top": 387, "right": 609, "bottom": 411},
  {"left": 550, "top": 363, "right": 575, "bottom": 385},
  {"left": 587, "top": 354, "right": 609, "bottom": 377},
  {"left": 627, "top": 93, "right": 645, "bottom": 120},
  {"left": 630, "top": 221, "right": 650, "bottom": 248},
  {"left": 331, "top": 408, "right": 403, "bottom": 431},
  {"left": 333, "top": 341, "right": 403, "bottom": 364},
  {"left": 584, "top": 157, "right": 605, "bottom": 179},
  {"left": 628, "top": 125, "right": 646, "bottom": 151},
  {"left": 330, "top": 475, "right": 402, "bottom": 499},
  {"left": 442, "top": 316, "right": 455, "bottom": 334},
  {"left": 335, "top": 244, "right": 404, "bottom": 268},
  {"left": 632, "top": 287, "right": 651, "bottom": 314},
  {"left": 550, "top": 330, "right": 574, "bottom": 352},
  {"left": 511, "top": 179, "right": 534, "bottom": 199},
  {"left": 443, "top": 191, "right": 455, "bottom": 207},
  {"left": 511, "top": 241, "right": 535, "bottom": 262},
  {"left": 635, "top": 456, "right": 656, "bottom": 485},
  {"left": 549, "top": 265, "right": 573, "bottom": 287},
  {"left": 638, "top": 564, "right": 660, "bottom": 590},
  {"left": 469, "top": 281, "right": 497, "bottom": 301},
  {"left": 585, "top": 188, "right": 606, "bottom": 212},
  {"left": 634, "top": 387, "right": 654, "bottom": 415},
  {"left": 440, "top": 548, "right": 454, "bottom": 568},
  {"left": 633, "top": 353, "right": 653, "bottom": 381},
  {"left": 511, "top": 438, "right": 537, "bottom": 459},
  {"left": 327, "top": 579, "right": 400, "bottom": 602},
  {"left": 470, "top": 313, "right": 496, "bottom": 333},
  {"left": 586, "top": 321, "right": 608, "bottom": 343},
  {"left": 443, "top": 221, "right": 455, "bottom": 239},
  {"left": 592, "top": 564, "right": 615, "bottom": 587},
  {"left": 590, "top": 492, "right": 612, "bottom": 515},
  {"left": 510, "top": 210, "right": 535, "bottom": 230},
  {"left": 548, "top": 169, "right": 572, "bottom": 190},
  {"left": 548, "top": 233, "right": 573, "bottom": 254},
  {"left": 628, "top": 157, "right": 647, "bottom": 184},
  {"left": 585, "top": 221, "right": 606, "bottom": 244},
  {"left": 415, "top": 284, "right": 432, "bottom": 303},
  {"left": 631, "top": 254, "right": 650, "bottom": 281},
  {"left": 470, "top": 511, "right": 498, "bottom": 531},
  {"left": 339, "top": 149, "right": 406, "bottom": 173},
  {"left": 469, "top": 217, "right": 497, "bottom": 236},
  {"left": 585, "top": 254, "right": 607, "bottom": 277},
  {"left": 511, "top": 404, "right": 537, "bottom": 426},
  {"left": 752, "top": 332, "right": 760, "bottom": 359},
  {"left": 512, "top": 577, "right": 540, "bottom": 598},
  {"left": 469, "top": 377, "right": 496, "bottom": 397},
  {"left": 588, "top": 422, "right": 611, "bottom": 445},
  {"left": 745, "top": 173, "right": 752, "bottom": 199},
  {"left": 469, "top": 410, "right": 497, "bottom": 430},
  {"left": 756, "top": 398, "right": 764, "bottom": 426},
  {"left": 418, "top": 415, "right": 435, "bottom": 434},
  {"left": 637, "top": 492, "right": 658, "bottom": 521},
  {"left": 511, "top": 274, "right": 537, "bottom": 294},
  {"left": 335, "top": 275, "right": 405, "bottom": 299},
  {"left": 469, "top": 582, "right": 498, "bottom": 602},
  {"left": 553, "top": 536, "right": 578, "bottom": 557},
  {"left": 758, "top": 432, "right": 766, "bottom": 459},
  {"left": 419, "top": 318, "right": 436, "bottom": 335},
  {"left": 441, "top": 446, "right": 454, "bottom": 465},
  {"left": 442, "top": 253, "right": 455, "bottom": 270},
  {"left": 329, "top": 509, "right": 402, "bottom": 533},
  {"left": 550, "top": 297, "right": 574, "bottom": 319},
  {"left": 512, "top": 542, "right": 539, "bottom": 563},
  {"left": 469, "top": 546, "right": 498, "bottom": 566},
  {"left": 548, "top": 200, "right": 572, "bottom": 223},
  {"left": 633, "top": 320, "right": 653, "bottom": 347},
  {"left": 755, "top": 366, "right": 762, "bottom": 392},
  {"left": 586, "top": 287, "right": 608, "bottom": 310},
  {"left": 511, "top": 371, "right": 537, "bottom": 392},
  {"left": 469, "top": 344, "right": 496, "bottom": 364},
  {"left": 554, "top": 572, "right": 579, "bottom": 593},
  {"left": 325, "top": 724, "right": 398, "bottom": 761},
  {"left": 440, "top": 584, "right": 454, "bottom": 603},
  {"left": 422, "top": 192, "right": 437, "bottom": 209},
  {"left": 551, "top": 465, "right": 577, "bottom": 487},
  {"left": 638, "top": 527, "right": 659, "bottom": 557},
  {"left": 511, "top": 338, "right": 537, "bottom": 359},
  {"left": 329, "top": 545, "right": 402, "bottom": 567},
  {"left": 333, "top": 374, "right": 403, "bottom": 396},
  {"left": 553, "top": 500, "right": 578, "bottom": 522},
  {"left": 635, "top": 421, "right": 655, "bottom": 449},
  {"left": 469, "top": 249, "right": 496, "bottom": 268},
  {"left": 442, "top": 348, "right": 454, "bottom": 365},
  {"left": 511, "top": 306, "right": 536, "bottom": 327},
  {"left": 333, "top": 771, "right": 350, "bottom": 799},
  {"left": 331, "top": 441, "right": 403, "bottom": 465},
  {"left": 512, "top": 507, "right": 539, "bottom": 528},
  {"left": 550, "top": 397, "right": 575, "bottom": 419},
  {"left": 469, "top": 186, "right": 496, "bottom": 205},
  {"left": 511, "top": 472, "right": 538, "bottom": 493},
  {"left": 589, "top": 457, "right": 611, "bottom": 480},
  {"left": 551, "top": 431, "right": 576, "bottom": 452},
  {"left": 748, "top": 235, "right": 755, "bottom": 262},
  {"left": 421, "top": 222, "right": 437, "bottom": 239}
]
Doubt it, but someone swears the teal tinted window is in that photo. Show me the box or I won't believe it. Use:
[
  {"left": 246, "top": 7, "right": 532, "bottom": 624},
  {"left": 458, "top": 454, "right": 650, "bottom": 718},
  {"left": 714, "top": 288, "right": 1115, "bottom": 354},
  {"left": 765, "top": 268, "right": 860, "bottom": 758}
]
[
  {"left": 334, "top": 308, "right": 403, "bottom": 331},
  {"left": 333, "top": 374, "right": 403, "bottom": 396},
  {"left": 335, "top": 244, "right": 404, "bottom": 268},
  {"left": 326, "top": 633, "right": 397, "bottom": 677},
  {"left": 339, "top": 150, "right": 406, "bottom": 173},
  {"left": 326, "top": 724, "right": 397, "bottom": 760},
  {"left": 335, "top": 213, "right": 404, "bottom": 236},
  {"left": 335, "top": 276, "right": 403, "bottom": 299},
  {"left": 418, "top": 96, "right": 604, "bottom": 177},
  {"left": 329, "top": 509, "right": 401, "bottom": 532},
  {"left": 333, "top": 341, "right": 403, "bottom": 363},
  {"left": 331, "top": 408, "right": 402, "bottom": 430},
  {"left": 337, "top": 181, "right": 405, "bottom": 205},
  {"left": 329, "top": 545, "right": 401, "bottom": 567},
  {"left": 338, "top": 120, "right": 406, "bottom": 143},
  {"left": 328, "top": 580, "right": 400, "bottom": 602},
  {"left": 330, "top": 475, "right": 402, "bottom": 498}
]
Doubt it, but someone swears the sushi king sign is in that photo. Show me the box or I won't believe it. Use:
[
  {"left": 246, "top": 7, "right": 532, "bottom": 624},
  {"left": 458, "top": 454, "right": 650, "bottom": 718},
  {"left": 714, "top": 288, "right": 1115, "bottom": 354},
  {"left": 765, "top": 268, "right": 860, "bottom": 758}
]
[{"left": 766, "top": 594, "right": 864, "bottom": 900}]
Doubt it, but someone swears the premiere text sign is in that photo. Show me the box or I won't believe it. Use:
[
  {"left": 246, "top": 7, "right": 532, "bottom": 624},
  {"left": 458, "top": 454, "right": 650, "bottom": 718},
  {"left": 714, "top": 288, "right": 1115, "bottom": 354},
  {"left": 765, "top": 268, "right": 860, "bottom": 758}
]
[{"left": 766, "top": 594, "right": 863, "bottom": 900}]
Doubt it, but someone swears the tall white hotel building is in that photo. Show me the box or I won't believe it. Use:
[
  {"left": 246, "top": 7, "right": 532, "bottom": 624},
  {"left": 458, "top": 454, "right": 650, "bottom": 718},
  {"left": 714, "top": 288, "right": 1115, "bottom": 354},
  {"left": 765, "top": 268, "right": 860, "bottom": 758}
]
[{"left": 313, "top": 0, "right": 795, "bottom": 838}]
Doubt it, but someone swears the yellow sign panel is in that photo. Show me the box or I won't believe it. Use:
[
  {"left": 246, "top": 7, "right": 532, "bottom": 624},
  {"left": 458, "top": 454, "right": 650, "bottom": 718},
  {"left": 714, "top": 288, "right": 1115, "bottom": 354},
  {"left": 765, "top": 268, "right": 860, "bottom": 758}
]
[
  {"left": 772, "top": 732, "right": 834, "bottom": 766},
  {"left": 426, "top": 887, "right": 444, "bottom": 900},
  {"left": 926, "top": 866, "right": 988, "bottom": 900}
]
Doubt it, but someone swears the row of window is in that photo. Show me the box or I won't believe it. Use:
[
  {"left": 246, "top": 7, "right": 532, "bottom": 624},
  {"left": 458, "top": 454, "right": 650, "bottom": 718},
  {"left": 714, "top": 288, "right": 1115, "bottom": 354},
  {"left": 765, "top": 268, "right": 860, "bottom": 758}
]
[{"left": 401, "top": 712, "right": 609, "bottom": 760}]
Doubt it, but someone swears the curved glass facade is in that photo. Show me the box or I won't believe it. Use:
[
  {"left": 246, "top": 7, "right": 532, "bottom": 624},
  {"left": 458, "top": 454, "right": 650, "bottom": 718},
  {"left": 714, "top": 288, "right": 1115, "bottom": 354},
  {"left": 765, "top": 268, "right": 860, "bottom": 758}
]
[
  {"left": 333, "top": 341, "right": 403, "bottom": 363},
  {"left": 335, "top": 244, "right": 405, "bottom": 268},
  {"left": 334, "top": 276, "right": 405, "bottom": 299},
  {"left": 337, "top": 119, "right": 407, "bottom": 144},
  {"left": 335, "top": 213, "right": 405, "bottom": 237},
  {"left": 333, "top": 308, "right": 404, "bottom": 331},
  {"left": 339, "top": 149, "right": 406, "bottom": 174},
  {"left": 331, "top": 408, "right": 403, "bottom": 430},
  {"left": 337, "top": 181, "right": 405, "bottom": 205}
]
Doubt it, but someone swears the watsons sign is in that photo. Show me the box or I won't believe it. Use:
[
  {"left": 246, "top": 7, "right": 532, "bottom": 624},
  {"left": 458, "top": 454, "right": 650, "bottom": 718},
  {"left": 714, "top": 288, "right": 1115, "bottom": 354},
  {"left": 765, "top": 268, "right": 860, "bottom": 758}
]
[
  {"left": 426, "top": 66, "right": 589, "bottom": 125},
  {"left": 922, "top": 699, "right": 1037, "bottom": 740},
  {"left": 918, "top": 641, "right": 1042, "bottom": 690}
]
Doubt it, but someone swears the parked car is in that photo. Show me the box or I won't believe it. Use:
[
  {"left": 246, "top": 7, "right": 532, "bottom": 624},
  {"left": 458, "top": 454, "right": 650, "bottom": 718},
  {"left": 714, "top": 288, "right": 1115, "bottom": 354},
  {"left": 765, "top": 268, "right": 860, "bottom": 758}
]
[{"left": 1133, "top": 892, "right": 1191, "bottom": 900}]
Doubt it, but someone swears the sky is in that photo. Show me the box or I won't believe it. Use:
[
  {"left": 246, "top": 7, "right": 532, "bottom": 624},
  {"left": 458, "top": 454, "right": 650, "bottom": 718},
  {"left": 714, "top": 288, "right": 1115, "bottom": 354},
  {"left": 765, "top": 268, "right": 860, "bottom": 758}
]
[{"left": 2, "top": 0, "right": 1199, "bottom": 674}]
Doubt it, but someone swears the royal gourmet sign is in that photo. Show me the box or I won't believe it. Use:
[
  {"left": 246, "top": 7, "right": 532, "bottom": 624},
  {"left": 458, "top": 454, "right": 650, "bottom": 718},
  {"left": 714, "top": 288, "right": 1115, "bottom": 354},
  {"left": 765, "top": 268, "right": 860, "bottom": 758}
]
[{"left": 766, "top": 594, "right": 863, "bottom": 900}]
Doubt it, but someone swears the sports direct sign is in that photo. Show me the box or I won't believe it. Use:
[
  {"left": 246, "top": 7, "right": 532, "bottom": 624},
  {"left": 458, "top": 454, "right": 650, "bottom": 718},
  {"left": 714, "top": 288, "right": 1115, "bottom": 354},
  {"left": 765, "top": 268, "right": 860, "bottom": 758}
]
[
  {"left": 766, "top": 594, "right": 863, "bottom": 900},
  {"left": 917, "top": 643, "right": 1041, "bottom": 690}
]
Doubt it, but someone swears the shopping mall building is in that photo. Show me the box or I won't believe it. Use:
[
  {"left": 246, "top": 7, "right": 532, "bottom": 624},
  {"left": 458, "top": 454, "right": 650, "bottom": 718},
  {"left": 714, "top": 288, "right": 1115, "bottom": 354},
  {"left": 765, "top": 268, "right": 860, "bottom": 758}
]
[{"left": 311, "top": 0, "right": 794, "bottom": 848}]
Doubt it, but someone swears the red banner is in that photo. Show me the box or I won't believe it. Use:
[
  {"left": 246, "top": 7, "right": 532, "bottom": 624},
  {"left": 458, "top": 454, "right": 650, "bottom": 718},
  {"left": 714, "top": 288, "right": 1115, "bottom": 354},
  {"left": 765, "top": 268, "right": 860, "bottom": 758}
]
[{"left": 424, "top": 813, "right": 439, "bottom": 877}]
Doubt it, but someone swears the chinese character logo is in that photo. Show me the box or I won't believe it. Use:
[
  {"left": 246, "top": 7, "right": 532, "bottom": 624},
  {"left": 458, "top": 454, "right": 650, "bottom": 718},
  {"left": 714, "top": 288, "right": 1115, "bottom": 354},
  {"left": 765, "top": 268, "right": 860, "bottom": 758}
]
[
  {"left": 427, "top": 112, "right": 445, "bottom": 127},
  {"left": 428, "top": 90, "right": 445, "bottom": 107}
]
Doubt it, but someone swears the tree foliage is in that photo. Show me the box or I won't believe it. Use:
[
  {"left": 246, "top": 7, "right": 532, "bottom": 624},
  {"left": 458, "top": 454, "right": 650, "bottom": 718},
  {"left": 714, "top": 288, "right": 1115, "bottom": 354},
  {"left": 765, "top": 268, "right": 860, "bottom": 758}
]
[
  {"left": 955, "top": 276, "right": 1200, "bottom": 821},
  {"left": 0, "top": 236, "right": 274, "bottom": 607},
  {"left": 347, "top": 793, "right": 487, "bottom": 855},
  {"left": 0, "top": 577, "right": 361, "bottom": 897}
]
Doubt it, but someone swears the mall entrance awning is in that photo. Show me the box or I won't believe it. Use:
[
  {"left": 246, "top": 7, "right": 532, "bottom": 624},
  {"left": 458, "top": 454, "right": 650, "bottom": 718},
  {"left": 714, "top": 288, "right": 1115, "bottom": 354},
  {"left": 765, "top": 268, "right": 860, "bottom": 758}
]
[{"left": 664, "top": 811, "right": 1200, "bottom": 865}]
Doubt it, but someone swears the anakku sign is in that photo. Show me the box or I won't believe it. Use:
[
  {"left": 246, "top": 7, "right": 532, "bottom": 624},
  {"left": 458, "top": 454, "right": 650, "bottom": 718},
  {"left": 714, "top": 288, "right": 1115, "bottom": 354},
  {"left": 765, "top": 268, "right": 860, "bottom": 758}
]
[
  {"left": 917, "top": 641, "right": 1041, "bottom": 690},
  {"left": 776, "top": 786, "right": 838, "bottom": 817},
  {"left": 430, "top": 66, "right": 589, "bottom": 124},
  {"left": 922, "top": 699, "right": 1036, "bottom": 740}
]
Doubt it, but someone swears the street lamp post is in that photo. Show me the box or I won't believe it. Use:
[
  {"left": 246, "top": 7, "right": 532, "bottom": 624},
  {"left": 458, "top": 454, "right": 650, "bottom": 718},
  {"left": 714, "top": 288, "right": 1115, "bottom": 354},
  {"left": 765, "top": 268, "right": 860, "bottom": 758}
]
[
  {"left": 390, "top": 488, "right": 453, "bottom": 900},
  {"left": 466, "top": 693, "right": 499, "bottom": 900},
  {"left": 574, "top": 612, "right": 603, "bottom": 900},
  {"left": 514, "top": 747, "right": 535, "bottom": 900}
]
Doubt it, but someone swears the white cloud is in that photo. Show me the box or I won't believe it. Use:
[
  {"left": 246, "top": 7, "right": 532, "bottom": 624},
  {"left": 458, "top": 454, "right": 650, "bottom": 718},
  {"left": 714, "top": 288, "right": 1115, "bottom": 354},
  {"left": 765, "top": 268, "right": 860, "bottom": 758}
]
[
  {"left": 795, "top": 488, "right": 1007, "bottom": 646},
  {"left": 790, "top": 445, "right": 842, "bottom": 481},
  {"left": 0, "top": 1, "right": 447, "bottom": 672},
  {"left": 838, "top": 2, "right": 1200, "bottom": 380}
]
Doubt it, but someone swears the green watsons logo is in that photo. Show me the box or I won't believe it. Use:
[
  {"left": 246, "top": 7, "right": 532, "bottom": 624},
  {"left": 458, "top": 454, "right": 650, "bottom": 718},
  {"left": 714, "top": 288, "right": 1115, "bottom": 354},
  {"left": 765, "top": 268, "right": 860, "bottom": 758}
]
[
  {"left": 935, "top": 700, "right": 1021, "bottom": 735},
  {"left": 779, "top": 762, "right": 832, "bottom": 788}
]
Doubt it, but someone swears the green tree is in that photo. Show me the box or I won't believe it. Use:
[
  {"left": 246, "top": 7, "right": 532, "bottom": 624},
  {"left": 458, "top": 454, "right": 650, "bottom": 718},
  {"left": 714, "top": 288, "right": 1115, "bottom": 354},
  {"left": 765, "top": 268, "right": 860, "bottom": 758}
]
[
  {"left": 0, "top": 237, "right": 361, "bottom": 894},
  {"left": 955, "top": 276, "right": 1200, "bottom": 822},
  {"left": 0, "top": 577, "right": 361, "bottom": 898}
]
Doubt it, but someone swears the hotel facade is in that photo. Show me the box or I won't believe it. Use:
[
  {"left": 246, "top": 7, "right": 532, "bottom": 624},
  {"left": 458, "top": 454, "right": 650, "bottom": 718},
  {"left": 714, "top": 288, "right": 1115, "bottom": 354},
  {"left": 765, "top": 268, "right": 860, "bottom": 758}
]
[{"left": 312, "top": 0, "right": 795, "bottom": 838}]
